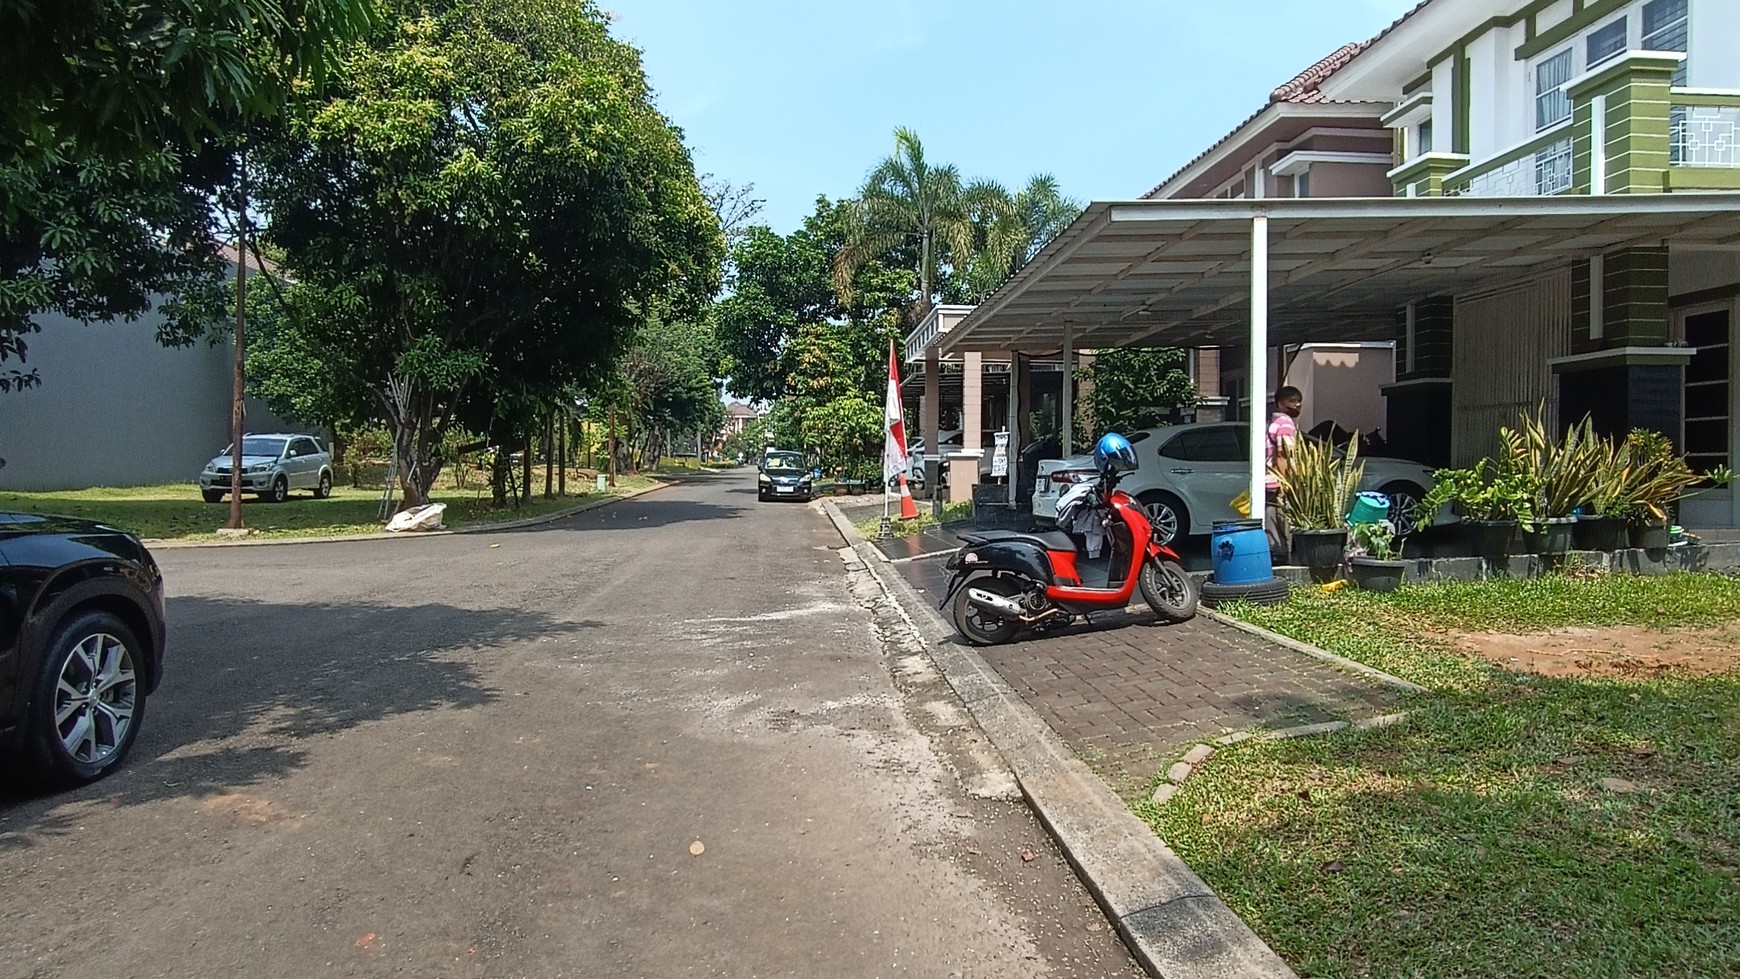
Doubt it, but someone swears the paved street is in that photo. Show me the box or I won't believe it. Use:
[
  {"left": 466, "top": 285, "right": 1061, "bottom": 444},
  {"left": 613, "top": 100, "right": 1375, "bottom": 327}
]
[{"left": 0, "top": 473, "right": 1139, "bottom": 979}]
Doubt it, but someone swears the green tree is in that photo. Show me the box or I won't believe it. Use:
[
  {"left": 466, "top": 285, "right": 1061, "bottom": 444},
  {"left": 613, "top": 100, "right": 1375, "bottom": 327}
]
[
  {"left": 956, "top": 174, "right": 1082, "bottom": 302},
  {"left": 801, "top": 394, "right": 882, "bottom": 477},
  {"left": 254, "top": 0, "right": 722, "bottom": 506},
  {"left": 618, "top": 315, "right": 726, "bottom": 468},
  {"left": 834, "top": 127, "right": 979, "bottom": 322},
  {"left": 1080, "top": 347, "right": 1199, "bottom": 438}
]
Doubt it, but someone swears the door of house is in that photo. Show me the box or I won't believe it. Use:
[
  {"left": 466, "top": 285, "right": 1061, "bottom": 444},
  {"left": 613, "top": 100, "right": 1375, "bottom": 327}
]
[{"left": 1677, "top": 301, "right": 1738, "bottom": 527}]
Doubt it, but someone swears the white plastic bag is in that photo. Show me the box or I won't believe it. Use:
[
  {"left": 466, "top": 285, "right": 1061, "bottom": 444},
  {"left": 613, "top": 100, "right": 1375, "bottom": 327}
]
[{"left": 386, "top": 502, "right": 446, "bottom": 533}]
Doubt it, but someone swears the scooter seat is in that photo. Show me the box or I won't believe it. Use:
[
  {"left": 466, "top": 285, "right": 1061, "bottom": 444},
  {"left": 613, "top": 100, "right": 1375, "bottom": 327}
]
[{"left": 961, "top": 529, "right": 1078, "bottom": 552}]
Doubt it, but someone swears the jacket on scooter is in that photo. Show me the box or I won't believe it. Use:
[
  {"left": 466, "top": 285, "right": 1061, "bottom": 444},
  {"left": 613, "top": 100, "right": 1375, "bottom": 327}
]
[{"left": 1055, "top": 481, "right": 1107, "bottom": 558}]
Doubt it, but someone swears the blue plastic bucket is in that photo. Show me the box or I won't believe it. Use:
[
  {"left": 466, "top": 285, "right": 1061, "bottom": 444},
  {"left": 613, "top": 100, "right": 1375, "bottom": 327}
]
[
  {"left": 1211, "top": 519, "right": 1272, "bottom": 585},
  {"left": 1347, "top": 491, "right": 1391, "bottom": 525}
]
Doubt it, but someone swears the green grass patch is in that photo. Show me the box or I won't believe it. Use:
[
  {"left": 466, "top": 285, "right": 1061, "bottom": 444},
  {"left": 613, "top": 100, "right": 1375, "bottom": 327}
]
[
  {"left": 0, "top": 476, "right": 659, "bottom": 543},
  {"left": 853, "top": 500, "right": 973, "bottom": 538},
  {"left": 1148, "top": 574, "right": 1740, "bottom": 978}
]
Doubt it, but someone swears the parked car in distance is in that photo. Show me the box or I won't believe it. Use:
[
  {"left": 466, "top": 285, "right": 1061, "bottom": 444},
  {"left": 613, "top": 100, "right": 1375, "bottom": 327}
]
[
  {"left": 200, "top": 434, "right": 334, "bottom": 504},
  {"left": 903, "top": 430, "right": 999, "bottom": 491},
  {"left": 758, "top": 449, "right": 814, "bottom": 502},
  {"left": 0, "top": 511, "right": 167, "bottom": 787},
  {"left": 1033, "top": 422, "right": 1439, "bottom": 544}
]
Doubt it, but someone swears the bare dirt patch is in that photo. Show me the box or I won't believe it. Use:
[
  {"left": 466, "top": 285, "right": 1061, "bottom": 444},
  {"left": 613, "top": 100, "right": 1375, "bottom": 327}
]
[{"left": 1454, "top": 624, "right": 1740, "bottom": 678}]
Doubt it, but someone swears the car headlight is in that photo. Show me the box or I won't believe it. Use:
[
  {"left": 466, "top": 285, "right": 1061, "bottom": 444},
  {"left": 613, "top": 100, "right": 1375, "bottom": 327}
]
[
  {"left": 203, "top": 463, "right": 216, "bottom": 472},
  {"left": 759, "top": 474, "right": 771, "bottom": 483},
  {"left": 247, "top": 463, "right": 272, "bottom": 473}
]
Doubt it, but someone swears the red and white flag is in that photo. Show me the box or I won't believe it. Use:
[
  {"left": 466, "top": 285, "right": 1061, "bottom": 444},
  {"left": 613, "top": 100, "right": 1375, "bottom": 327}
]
[{"left": 883, "top": 340, "right": 909, "bottom": 485}]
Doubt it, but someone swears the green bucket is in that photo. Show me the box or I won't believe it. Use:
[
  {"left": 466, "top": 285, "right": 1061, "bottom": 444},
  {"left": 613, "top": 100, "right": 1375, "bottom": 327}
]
[{"left": 1347, "top": 491, "right": 1391, "bottom": 526}]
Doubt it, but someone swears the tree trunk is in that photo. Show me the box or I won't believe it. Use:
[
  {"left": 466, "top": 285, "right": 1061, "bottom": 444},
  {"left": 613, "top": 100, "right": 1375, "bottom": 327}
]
[
  {"left": 557, "top": 412, "right": 566, "bottom": 495},
  {"left": 331, "top": 429, "right": 348, "bottom": 472},
  {"left": 608, "top": 406, "right": 618, "bottom": 487},
  {"left": 228, "top": 161, "right": 248, "bottom": 531},
  {"left": 520, "top": 423, "right": 533, "bottom": 504},
  {"left": 543, "top": 410, "right": 553, "bottom": 498}
]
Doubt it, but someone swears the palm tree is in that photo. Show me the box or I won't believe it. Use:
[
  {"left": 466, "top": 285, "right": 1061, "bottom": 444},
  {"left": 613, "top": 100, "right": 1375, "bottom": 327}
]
[
  {"left": 961, "top": 174, "right": 1082, "bottom": 301},
  {"left": 834, "top": 127, "right": 975, "bottom": 321}
]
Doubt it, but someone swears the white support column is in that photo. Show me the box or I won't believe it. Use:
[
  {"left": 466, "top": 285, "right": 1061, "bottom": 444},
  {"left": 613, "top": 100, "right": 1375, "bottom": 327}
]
[
  {"left": 1248, "top": 214, "right": 1270, "bottom": 524},
  {"left": 1590, "top": 94, "right": 1608, "bottom": 196},
  {"left": 1061, "top": 324, "right": 1074, "bottom": 458}
]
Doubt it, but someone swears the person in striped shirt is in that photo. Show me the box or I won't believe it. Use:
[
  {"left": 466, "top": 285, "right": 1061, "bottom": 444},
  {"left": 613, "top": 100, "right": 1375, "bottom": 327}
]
[{"left": 1265, "top": 386, "right": 1303, "bottom": 562}]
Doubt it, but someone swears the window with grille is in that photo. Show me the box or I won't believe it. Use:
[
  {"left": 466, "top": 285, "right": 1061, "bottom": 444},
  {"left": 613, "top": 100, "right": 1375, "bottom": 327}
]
[
  {"left": 1587, "top": 18, "right": 1627, "bottom": 67},
  {"left": 1536, "top": 49, "right": 1573, "bottom": 131},
  {"left": 1643, "top": 0, "right": 1689, "bottom": 86},
  {"left": 1682, "top": 308, "right": 1731, "bottom": 473}
]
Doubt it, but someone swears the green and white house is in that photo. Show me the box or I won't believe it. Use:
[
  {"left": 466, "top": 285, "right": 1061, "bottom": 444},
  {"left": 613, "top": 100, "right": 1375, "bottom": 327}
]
[{"left": 922, "top": 0, "right": 1740, "bottom": 529}]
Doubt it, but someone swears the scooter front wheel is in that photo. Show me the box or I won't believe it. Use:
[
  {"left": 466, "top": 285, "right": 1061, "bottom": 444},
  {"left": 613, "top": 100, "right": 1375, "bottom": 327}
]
[
  {"left": 1140, "top": 559, "right": 1199, "bottom": 623},
  {"left": 952, "top": 575, "right": 1024, "bottom": 646}
]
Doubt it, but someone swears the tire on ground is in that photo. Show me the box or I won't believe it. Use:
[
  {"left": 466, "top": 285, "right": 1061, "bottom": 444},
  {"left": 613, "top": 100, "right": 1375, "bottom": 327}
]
[{"left": 1200, "top": 575, "right": 1292, "bottom": 608}]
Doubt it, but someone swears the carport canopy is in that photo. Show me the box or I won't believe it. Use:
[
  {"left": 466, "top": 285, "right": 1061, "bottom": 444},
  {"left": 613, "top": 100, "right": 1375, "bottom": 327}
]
[{"left": 940, "top": 194, "right": 1740, "bottom": 518}]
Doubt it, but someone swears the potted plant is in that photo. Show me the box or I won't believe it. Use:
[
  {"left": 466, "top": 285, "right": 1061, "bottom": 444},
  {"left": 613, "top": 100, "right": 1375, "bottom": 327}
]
[
  {"left": 1615, "top": 429, "right": 1705, "bottom": 549},
  {"left": 1500, "top": 410, "right": 1596, "bottom": 556},
  {"left": 1418, "top": 459, "right": 1537, "bottom": 560},
  {"left": 1574, "top": 432, "right": 1632, "bottom": 551},
  {"left": 1346, "top": 520, "right": 1405, "bottom": 593},
  {"left": 1277, "top": 434, "right": 1364, "bottom": 581}
]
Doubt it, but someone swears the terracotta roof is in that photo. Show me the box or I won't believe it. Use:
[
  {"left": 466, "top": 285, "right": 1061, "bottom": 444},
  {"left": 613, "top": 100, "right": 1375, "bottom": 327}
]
[{"left": 1144, "top": 42, "right": 1384, "bottom": 199}]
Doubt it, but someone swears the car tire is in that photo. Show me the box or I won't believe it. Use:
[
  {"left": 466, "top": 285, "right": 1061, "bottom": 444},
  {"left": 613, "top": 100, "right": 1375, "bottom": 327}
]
[
  {"left": 315, "top": 470, "right": 333, "bottom": 499},
  {"left": 1200, "top": 576, "right": 1292, "bottom": 608},
  {"left": 1136, "top": 491, "right": 1189, "bottom": 547},
  {"left": 1378, "top": 482, "right": 1426, "bottom": 536},
  {"left": 22, "top": 609, "right": 149, "bottom": 788},
  {"left": 201, "top": 489, "right": 224, "bottom": 504},
  {"left": 1140, "top": 559, "right": 1199, "bottom": 623},
  {"left": 268, "top": 475, "right": 289, "bottom": 503}
]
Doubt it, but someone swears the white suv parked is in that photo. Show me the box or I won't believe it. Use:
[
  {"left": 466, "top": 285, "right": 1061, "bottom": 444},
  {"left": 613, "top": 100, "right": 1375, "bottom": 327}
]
[
  {"left": 1032, "top": 422, "right": 1439, "bottom": 544},
  {"left": 200, "top": 434, "right": 334, "bottom": 503}
]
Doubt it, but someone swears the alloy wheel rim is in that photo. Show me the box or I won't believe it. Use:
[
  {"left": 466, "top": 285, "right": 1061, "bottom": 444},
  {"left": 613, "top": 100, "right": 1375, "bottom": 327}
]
[
  {"left": 1156, "top": 564, "right": 1187, "bottom": 606},
  {"left": 1389, "top": 492, "right": 1422, "bottom": 535},
  {"left": 1144, "top": 503, "right": 1179, "bottom": 544},
  {"left": 53, "top": 632, "right": 137, "bottom": 765}
]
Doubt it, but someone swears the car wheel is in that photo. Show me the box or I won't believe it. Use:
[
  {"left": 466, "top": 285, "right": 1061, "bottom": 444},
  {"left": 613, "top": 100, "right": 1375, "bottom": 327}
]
[
  {"left": 201, "top": 489, "right": 224, "bottom": 504},
  {"left": 1380, "top": 482, "right": 1426, "bottom": 536},
  {"left": 268, "top": 475, "right": 289, "bottom": 503},
  {"left": 23, "top": 610, "right": 148, "bottom": 787},
  {"left": 315, "top": 470, "right": 333, "bottom": 499},
  {"left": 1137, "top": 491, "right": 1188, "bottom": 547}
]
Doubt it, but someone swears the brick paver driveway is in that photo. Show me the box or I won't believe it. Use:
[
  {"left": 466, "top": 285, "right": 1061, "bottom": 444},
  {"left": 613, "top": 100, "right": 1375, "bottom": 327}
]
[{"left": 891, "top": 554, "right": 1409, "bottom": 790}]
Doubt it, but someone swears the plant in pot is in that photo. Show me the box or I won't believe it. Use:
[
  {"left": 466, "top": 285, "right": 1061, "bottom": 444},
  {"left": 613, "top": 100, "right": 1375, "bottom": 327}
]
[
  {"left": 1499, "top": 410, "right": 1596, "bottom": 556},
  {"left": 1346, "top": 519, "right": 1404, "bottom": 593},
  {"left": 1615, "top": 429, "right": 1705, "bottom": 549},
  {"left": 1418, "top": 459, "right": 1537, "bottom": 560},
  {"left": 1573, "top": 433, "right": 1633, "bottom": 551},
  {"left": 1277, "top": 434, "right": 1364, "bottom": 581}
]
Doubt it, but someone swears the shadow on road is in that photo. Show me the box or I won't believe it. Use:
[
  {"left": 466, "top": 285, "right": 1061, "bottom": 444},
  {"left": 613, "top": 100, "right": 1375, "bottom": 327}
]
[
  {"left": 0, "top": 595, "right": 595, "bottom": 848},
  {"left": 504, "top": 495, "right": 753, "bottom": 533}
]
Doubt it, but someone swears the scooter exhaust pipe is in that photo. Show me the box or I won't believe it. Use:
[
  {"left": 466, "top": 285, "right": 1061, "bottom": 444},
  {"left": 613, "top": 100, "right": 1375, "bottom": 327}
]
[{"left": 965, "top": 587, "right": 1028, "bottom": 619}]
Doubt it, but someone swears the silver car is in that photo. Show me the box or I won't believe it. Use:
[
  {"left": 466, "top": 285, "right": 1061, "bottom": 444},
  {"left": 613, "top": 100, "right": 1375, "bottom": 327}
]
[
  {"left": 1032, "top": 422, "right": 1439, "bottom": 544},
  {"left": 200, "top": 434, "right": 334, "bottom": 503}
]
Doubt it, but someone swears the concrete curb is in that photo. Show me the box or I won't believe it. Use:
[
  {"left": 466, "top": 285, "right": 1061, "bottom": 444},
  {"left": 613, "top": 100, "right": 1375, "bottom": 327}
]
[
  {"left": 146, "top": 480, "right": 674, "bottom": 550},
  {"left": 1199, "top": 609, "right": 1428, "bottom": 694},
  {"left": 819, "top": 500, "right": 1298, "bottom": 979}
]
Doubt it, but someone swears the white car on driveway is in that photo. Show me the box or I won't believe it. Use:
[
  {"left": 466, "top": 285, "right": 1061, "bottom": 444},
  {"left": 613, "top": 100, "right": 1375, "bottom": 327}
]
[{"left": 1032, "top": 422, "right": 1438, "bottom": 545}]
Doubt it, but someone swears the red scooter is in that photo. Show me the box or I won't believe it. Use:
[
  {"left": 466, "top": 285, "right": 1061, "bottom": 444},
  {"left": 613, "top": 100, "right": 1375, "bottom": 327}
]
[{"left": 937, "top": 467, "right": 1199, "bottom": 646}]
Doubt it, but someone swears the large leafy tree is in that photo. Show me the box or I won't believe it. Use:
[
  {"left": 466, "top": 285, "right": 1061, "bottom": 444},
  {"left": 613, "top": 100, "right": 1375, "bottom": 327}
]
[
  {"left": 956, "top": 174, "right": 1081, "bottom": 302},
  {"left": 0, "top": 1, "right": 378, "bottom": 391},
  {"left": 253, "top": 0, "right": 722, "bottom": 506},
  {"left": 1081, "top": 347, "right": 1198, "bottom": 437}
]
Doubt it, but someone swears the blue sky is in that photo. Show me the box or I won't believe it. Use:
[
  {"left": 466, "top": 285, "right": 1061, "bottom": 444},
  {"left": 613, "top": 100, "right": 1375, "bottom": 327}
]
[{"left": 609, "top": 0, "right": 1422, "bottom": 236}]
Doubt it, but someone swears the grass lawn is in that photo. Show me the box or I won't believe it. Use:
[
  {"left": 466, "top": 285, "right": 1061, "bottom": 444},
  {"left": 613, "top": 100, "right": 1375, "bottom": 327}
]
[
  {"left": 1143, "top": 574, "right": 1740, "bottom": 979},
  {"left": 0, "top": 474, "right": 661, "bottom": 543},
  {"left": 852, "top": 500, "right": 973, "bottom": 538}
]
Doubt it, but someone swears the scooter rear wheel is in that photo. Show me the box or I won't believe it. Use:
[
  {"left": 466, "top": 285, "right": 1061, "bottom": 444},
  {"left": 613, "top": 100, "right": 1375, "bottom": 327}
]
[
  {"left": 1140, "top": 559, "right": 1199, "bottom": 623},
  {"left": 953, "top": 575, "right": 1024, "bottom": 646}
]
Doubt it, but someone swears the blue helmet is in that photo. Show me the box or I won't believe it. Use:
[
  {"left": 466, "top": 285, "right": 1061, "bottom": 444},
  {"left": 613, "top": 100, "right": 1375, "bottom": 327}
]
[{"left": 1094, "top": 432, "right": 1139, "bottom": 474}]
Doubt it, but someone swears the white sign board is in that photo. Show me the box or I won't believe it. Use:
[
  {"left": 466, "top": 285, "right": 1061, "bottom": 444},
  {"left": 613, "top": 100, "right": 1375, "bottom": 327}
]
[{"left": 991, "top": 431, "right": 1009, "bottom": 478}]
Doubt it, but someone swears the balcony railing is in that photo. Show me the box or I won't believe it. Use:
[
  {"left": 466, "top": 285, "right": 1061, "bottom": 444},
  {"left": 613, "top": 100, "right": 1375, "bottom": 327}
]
[
  {"left": 1671, "top": 92, "right": 1740, "bottom": 168},
  {"left": 1444, "top": 126, "right": 1575, "bottom": 197}
]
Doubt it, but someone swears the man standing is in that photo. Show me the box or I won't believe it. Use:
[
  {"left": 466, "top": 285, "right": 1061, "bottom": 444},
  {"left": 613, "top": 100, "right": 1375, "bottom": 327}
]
[{"left": 1265, "top": 386, "right": 1303, "bottom": 562}]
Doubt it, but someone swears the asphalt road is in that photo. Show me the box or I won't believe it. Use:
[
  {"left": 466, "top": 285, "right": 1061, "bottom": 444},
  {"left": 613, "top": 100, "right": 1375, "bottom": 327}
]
[{"left": 1, "top": 471, "right": 1141, "bottom": 979}]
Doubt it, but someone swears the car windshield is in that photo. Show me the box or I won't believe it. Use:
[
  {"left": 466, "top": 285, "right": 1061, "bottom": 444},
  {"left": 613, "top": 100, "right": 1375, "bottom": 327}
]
[
  {"left": 224, "top": 438, "right": 286, "bottom": 457},
  {"left": 764, "top": 451, "right": 805, "bottom": 473}
]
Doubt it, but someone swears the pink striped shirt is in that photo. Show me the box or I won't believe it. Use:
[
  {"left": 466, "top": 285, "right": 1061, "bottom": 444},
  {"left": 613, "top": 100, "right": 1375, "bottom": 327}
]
[{"left": 1265, "top": 412, "right": 1297, "bottom": 491}]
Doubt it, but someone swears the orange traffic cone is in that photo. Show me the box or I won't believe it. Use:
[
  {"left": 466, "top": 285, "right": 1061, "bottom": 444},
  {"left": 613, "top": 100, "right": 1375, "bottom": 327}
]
[{"left": 896, "top": 473, "right": 920, "bottom": 520}]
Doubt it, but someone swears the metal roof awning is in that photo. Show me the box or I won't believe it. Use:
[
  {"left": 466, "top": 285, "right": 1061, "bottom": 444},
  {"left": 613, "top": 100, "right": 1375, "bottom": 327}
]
[{"left": 941, "top": 194, "right": 1740, "bottom": 354}]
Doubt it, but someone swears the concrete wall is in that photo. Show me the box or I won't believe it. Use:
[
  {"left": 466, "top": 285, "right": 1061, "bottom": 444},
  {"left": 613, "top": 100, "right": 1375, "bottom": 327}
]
[
  {"left": 1284, "top": 344, "right": 1395, "bottom": 437},
  {"left": 0, "top": 310, "right": 298, "bottom": 490}
]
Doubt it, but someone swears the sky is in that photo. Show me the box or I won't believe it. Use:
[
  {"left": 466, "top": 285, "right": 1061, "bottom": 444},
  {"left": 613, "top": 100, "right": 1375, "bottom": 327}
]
[{"left": 609, "top": 0, "right": 1423, "bottom": 237}]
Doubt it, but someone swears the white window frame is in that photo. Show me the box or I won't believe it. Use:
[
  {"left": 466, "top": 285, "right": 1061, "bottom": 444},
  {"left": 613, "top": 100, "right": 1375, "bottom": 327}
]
[
  {"left": 1642, "top": 0, "right": 1689, "bottom": 86},
  {"left": 1535, "top": 47, "right": 1574, "bottom": 133}
]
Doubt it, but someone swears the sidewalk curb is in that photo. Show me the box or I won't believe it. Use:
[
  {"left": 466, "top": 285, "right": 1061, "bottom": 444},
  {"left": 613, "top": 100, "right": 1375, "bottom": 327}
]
[
  {"left": 820, "top": 500, "right": 1298, "bottom": 979},
  {"left": 1199, "top": 609, "right": 1428, "bottom": 694},
  {"left": 146, "top": 481, "right": 674, "bottom": 550}
]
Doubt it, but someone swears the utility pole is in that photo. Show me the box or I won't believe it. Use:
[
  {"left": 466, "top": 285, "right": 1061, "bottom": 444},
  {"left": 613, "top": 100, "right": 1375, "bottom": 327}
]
[
  {"left": 608, "top": 405, "right": 618, "bottom": 488},
  {"left": 227, "top": 154, "right": 248, "bottom": 532}
]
